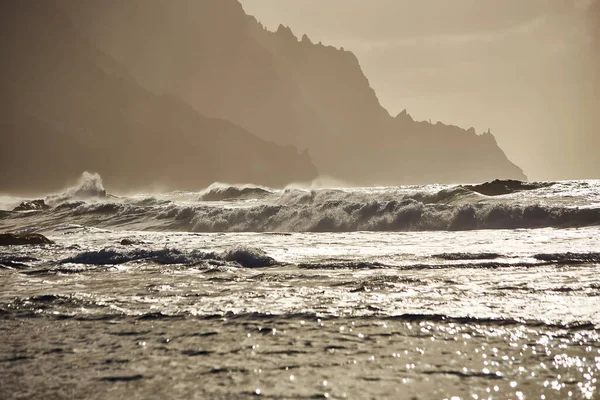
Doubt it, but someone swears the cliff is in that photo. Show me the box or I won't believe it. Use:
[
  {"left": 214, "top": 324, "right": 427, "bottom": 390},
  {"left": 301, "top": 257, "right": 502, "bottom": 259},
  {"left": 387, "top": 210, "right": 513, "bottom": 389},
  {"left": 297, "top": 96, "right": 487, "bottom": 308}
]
[
  {"left": 0, "top": 1, "right": 318, "bottom": 194},
  {"left": 59, "top": 0, "right": 526, "bottom": 185}
]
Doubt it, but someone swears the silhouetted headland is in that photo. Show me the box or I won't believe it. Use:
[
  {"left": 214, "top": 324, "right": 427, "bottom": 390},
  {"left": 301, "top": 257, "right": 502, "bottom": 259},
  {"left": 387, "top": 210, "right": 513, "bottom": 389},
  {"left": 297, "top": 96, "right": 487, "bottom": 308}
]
[
  {"left": 0, "top": 1, "right": 317, "bottom": 194},
  {"left": 1, "top": 0, "right": 526, "bottom": 194},
  {"left": 60, "top": 0, "right": 526, "bottom": 186}
]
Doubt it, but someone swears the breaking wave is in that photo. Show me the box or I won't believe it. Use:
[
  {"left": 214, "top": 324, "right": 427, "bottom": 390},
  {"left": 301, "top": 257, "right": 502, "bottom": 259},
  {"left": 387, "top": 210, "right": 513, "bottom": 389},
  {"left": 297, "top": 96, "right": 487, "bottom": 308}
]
[
  {"left": 3, "top": 174, "right": 600, "bottom": 233},
  {"left": 183, "top": 200, "right": 600, "bottom": 232},
  {"left": 199, "top": 183, "right": 273, "bottom": 201},
  {"left": 61, "top": 246, "right": 278, "bottom": 268},
  {"left": 25, "top": 198, "right": 600, "bottom": 232},
  {"left": 45, "top": 172, "right": 108, "bottom": 205},
  {"left": 8, "top": 196, "right": 600, "bottom": 233}
]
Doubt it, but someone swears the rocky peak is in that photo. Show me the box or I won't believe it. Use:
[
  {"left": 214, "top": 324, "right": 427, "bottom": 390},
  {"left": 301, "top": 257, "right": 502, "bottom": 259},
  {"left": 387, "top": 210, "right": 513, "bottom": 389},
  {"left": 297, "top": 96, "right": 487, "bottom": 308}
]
[
  {"left": 395, "top": 109, "right": 414, "bottom": 122},
  {"left": 276, "top": 24, "right": 297, "bottom": 41}
]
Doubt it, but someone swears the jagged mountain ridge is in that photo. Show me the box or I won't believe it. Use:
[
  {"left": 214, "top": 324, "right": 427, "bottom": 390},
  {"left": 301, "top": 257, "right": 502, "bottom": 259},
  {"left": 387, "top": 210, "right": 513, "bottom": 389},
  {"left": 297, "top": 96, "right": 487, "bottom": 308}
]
[
  {"left": 60, "top": 0, "right": 526, "bottom": 184},
  {"left": 0, "top": 0, "right": 317, "bottom": 194}
]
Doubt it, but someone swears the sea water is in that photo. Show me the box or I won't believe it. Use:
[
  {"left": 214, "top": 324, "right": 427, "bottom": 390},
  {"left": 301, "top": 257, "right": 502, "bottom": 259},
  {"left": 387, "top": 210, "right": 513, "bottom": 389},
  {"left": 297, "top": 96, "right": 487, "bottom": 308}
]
[{"left": 1, "top": 174, "right": 599, "bottom": 399}]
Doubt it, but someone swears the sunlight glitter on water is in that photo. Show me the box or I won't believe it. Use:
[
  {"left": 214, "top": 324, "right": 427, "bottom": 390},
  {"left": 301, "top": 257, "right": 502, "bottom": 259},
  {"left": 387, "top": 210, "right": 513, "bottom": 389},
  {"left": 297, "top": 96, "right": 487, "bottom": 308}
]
[{"left": 2, "top": 180, "right": 600, "bottom": 398}]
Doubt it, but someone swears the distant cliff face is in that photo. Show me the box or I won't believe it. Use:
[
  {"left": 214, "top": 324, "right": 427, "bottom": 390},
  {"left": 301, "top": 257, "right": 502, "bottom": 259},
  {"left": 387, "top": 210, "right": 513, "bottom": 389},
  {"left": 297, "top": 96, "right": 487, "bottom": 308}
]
[
  {"left": 0, "top": 1, "right": 318, "bottom": 194},
  {"left": 60, "top": 0, "right": 526, "bottom": 185}
]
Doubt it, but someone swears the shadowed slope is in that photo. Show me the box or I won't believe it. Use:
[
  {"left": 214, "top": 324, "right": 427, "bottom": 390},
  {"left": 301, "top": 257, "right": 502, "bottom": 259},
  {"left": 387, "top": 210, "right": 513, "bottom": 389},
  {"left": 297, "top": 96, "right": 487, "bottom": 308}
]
[
  {"left": 61, "top": 0, "right": 526, "bottom": 184},
  {"left": 0, "top": 1, "right": 317, "bottom": 194}
]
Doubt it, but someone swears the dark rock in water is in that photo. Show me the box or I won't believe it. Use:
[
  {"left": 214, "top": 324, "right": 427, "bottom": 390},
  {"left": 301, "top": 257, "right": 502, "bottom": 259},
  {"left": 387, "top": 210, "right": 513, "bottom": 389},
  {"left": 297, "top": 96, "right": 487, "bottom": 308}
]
[
  {"left": 120, "top": 238, "right": 136, "bottom": 246},
  {"left": 0, "top": 233, "right": 53, "bottom": 246},
  {"left": 13, "top": 200, "right": 50, "bottom": 212},
  {"left": 464, "top": 180, "right": 551, "bottom": 196}
]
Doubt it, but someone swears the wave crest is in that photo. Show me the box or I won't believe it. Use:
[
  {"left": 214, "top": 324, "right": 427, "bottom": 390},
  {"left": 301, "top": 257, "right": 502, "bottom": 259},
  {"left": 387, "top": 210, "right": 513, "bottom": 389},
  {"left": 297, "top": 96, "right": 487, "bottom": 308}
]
[
  {"left": 37, "top": 197, "right": 600, "bottom": 233},
  {"left": 62, "top": 246, "right": 279, "bottom": 268},
  {"left": 199, "top": 183, "right": 273, "bottom": 201},
  {"left": 46, "top": 172, "right": 107, "bottom": 205},
  {"left": 182, "top": 200, "right": 600, "bottom": 232},
  {"left": 5, "top": 178, "right": 600, "bottom": 233}
]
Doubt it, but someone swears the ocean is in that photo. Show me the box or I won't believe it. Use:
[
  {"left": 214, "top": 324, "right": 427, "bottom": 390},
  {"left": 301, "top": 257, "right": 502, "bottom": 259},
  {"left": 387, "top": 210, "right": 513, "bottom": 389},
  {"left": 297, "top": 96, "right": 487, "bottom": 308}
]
[{"left": 1, "top": 173, "right": 599, "bottom": 399}]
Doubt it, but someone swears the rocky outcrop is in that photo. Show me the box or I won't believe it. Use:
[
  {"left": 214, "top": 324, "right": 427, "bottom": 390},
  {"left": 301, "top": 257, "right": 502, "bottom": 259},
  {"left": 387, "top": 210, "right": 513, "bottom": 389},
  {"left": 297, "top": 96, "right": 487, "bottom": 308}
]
[
  {"left": 59, "top": 0, "right": 526, "bottom": 185},
  {"left": 0, "top": 1, "right": 318, "bottom": 194},
  {"left": 465, "top": 180, "right": 552, "bottom": 196},
  {"left": 120, "top": 239, "right": 138, "bottom": 246},
  {"left": 0, "top": 233, "right": 53, "bottom": 246}
]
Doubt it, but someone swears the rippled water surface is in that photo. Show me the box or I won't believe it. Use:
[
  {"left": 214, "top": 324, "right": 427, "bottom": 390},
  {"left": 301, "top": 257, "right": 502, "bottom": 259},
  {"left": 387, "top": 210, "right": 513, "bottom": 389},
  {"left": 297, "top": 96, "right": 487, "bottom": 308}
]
[{"left": 1, "top": 177, "right": 599, "bottom": 398}]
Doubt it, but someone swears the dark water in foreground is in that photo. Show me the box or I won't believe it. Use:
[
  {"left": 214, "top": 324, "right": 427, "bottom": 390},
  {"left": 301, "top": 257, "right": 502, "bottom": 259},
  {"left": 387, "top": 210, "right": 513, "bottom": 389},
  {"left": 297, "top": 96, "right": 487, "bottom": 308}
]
[
  {"left": 1, "top": 176, "right": 599, "bottom": 398},
  {"left": 2, "top": 313, "right": 598, "bottom": 399}
]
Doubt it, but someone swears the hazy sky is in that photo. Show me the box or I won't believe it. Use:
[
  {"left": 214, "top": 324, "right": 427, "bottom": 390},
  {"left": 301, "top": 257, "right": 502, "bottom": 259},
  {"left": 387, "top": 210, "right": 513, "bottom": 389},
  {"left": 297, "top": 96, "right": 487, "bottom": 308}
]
[{"left": 240, "top": 0, "right": 599, "bottom": 180}]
